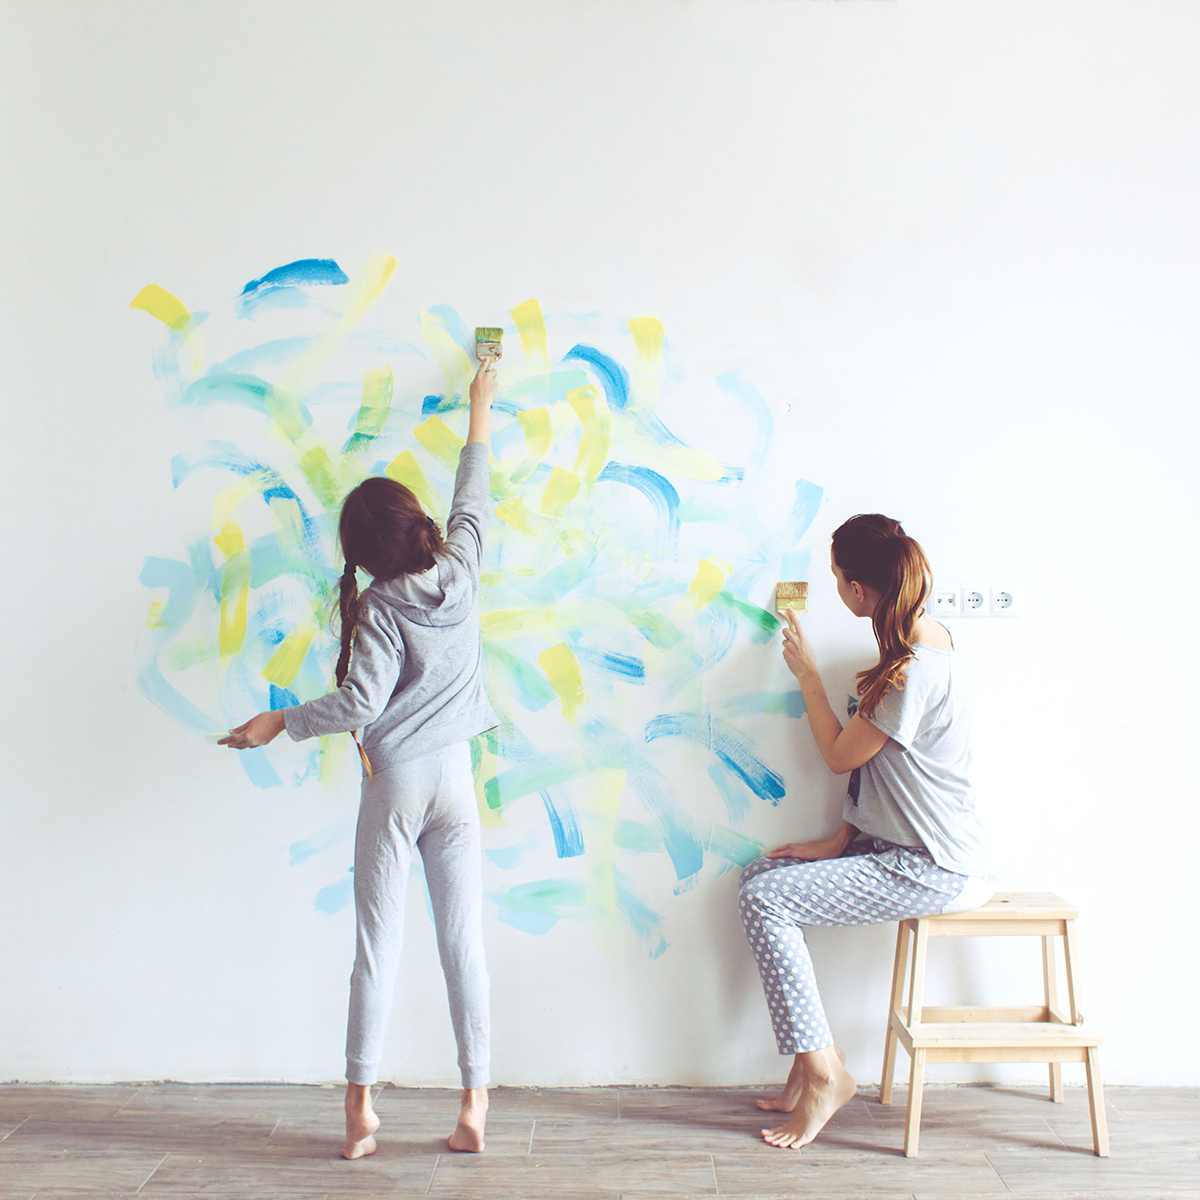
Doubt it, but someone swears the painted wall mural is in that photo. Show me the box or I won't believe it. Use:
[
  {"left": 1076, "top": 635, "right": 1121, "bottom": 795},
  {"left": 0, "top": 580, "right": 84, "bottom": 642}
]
[{"left": 133, "top": 254, "right": 823, "bottom": 956}]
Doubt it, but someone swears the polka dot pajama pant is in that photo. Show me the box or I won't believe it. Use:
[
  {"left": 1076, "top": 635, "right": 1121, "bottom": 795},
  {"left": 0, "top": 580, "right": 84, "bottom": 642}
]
[{"left": 738, "top": 838, "right": 968, "bottom": 1055}]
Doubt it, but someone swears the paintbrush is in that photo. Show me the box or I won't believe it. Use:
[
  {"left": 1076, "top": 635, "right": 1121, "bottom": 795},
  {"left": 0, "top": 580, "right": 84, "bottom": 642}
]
[
  {"left": 775, "top": 581, "right": 808, "bottom": 615},
  {"left": 475, "top": 326, "right": 503, "bottom": 360}
]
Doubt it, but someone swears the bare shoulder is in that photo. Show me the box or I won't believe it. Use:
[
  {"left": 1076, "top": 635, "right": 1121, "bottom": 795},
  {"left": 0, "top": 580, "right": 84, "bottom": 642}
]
[{"left": 914, "top": 617, "right": 954, "bottom": 651}]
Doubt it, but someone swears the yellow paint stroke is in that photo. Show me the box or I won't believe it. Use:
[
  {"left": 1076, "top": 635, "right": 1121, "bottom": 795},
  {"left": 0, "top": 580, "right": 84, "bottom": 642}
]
[
  {"left": 511, "top": 407, "right": 553, "bottom": 484},
  {"left": 414, "top": 416, "right": 465, "bottom": 473},
  {"left": 628, "top": 315, "right": 665, "bottom": 410},
  {"left": 495, "top": 493, "right": 556, "bottom": 540},
  {"left": 298, "top": 445, "right": 345, "bottom": 509},
  {"left": 688, "top": 556, "right": 732, "bottom": 607},
  {"left": 482, "top": 601, "right": 647, "bottom": 642},
  {"left": 261, "top": 621, "right": 319, "bottom": 688},
  {"left": 214, "top": 520, "right": 249, "bottom": 658},
  {"left": 539, "top": 642, "right": 586, "bottom": 722},
  {"left": 130, "top": 284, "right": 192, "bottom": 332},
  {"left": 586, "top": 768, "right": 628, "bottom": 927},
  {"left": 385, "top": 450, "right": 445, "bottom": 520},
  {"left": 318, "top": 733, "right": 347, "bottom": 787},
  {"left": 617, "top": 419, "right": 725, "bottom": 483},
  {"left": 419, "top": 309, "right": 475, "bottom": 399},
  {"left": 567, "top": 385, "right": 611, "bottom": 483},
  {"left": 348, "top": 366, "right": 394, "bottom": 445},
  {"left": 211, "top": 471, "right": 273, "bottom": 528},
  {"left": 511, "top": 299, "right": 550, "bottom": 373},
  {"left": 266, "top": 251, "right": 397, "bottom": 448},
  {"left": 540, "top": 466, "right": 580, "bottom": 517},
  {"left": 146, "top": 601, "right": 166, "bottom": 628},
  {"left": 268, "top": 496, "right": 309, "bottom": 560}
]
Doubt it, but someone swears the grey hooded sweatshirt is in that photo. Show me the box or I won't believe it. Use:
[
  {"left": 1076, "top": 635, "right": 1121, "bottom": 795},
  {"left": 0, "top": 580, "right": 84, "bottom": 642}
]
[{"left": 283, "top": 441, "right": 499, "bottom": 774}]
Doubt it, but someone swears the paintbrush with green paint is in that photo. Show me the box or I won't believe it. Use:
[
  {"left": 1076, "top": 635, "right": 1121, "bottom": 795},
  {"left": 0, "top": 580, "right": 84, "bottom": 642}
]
[{"left": 475, "top": 327, "right": 503, "bottom": 361}]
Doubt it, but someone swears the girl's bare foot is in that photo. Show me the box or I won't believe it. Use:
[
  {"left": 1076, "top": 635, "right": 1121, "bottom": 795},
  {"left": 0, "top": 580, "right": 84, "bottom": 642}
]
[
  {"left": 755, "top": 1044, "right": 846, "bottom": 1113},
  {"left": 341, "top": 1083, "right": 380, "bottom": 1159},
  {"left": 761, "top": 1046, "right": 856, "bottom": 1149},
  {"left": 447, "top": 1086, "right": 488, "bottom": 1153}
]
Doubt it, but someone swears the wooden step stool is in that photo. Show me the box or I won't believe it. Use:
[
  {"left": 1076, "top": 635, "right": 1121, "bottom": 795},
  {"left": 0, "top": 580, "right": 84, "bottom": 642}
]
[{"left": 879, "top": 891, "right": 1108, "bottom": 1157}]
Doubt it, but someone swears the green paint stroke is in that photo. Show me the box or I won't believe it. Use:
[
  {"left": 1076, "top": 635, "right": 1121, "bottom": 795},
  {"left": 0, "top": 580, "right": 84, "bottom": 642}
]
[
  {"left": 706, "top": 824, "right": 765, "bottom": 868},
  {"left": 344, "top": 366, "right": 394, "bottom": 455},
  {"left": 484, "top": 754, "right": 587, "bottom": 811},
  {"left": 713, "top": 590, "right": 781, "bottom": 644}
]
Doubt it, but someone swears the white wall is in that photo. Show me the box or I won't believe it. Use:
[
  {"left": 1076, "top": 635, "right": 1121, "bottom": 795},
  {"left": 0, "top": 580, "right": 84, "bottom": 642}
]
[{"left": 2, "top": 0, "right": 1197, "bottom": 1088}]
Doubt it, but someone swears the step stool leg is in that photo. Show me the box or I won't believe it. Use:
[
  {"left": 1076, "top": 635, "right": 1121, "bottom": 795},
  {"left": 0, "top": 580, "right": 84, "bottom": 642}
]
[
  {"left": 1062, "top": 918, "right": 1082, "bottom": 1024},
  {"left": 1042, "top": 933, "right": 1063, "bottom": 1102},
  {"left": 880, "top": 920, "right": 911, "bottom": 1105},
  {"left": 1085, "top": 1047, "right": 1110, "bottom": 1157},
  {"left": 903, "top": 1047, "right": 926, "bottom": 1158}
]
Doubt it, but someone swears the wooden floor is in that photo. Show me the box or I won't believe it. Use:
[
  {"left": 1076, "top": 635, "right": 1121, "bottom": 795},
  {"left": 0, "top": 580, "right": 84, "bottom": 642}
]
[{"left": 1, "top": 1083, "right": 1197, "bottom": 1199}]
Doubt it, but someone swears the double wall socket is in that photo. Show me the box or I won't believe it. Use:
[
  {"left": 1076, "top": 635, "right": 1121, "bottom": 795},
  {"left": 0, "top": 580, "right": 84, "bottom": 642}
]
[{"left": 934, "top": 585, "right": 1019, "bottom": 618}]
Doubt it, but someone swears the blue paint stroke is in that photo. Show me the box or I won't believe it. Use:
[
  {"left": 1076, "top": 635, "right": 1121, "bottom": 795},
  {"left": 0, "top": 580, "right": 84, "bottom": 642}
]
[
  {"left": 644, "top": 712, "right": 786, "bottom": 805},
  {"left": 627, "top": 763, "right": 704, "bottom": 881},
  {"left": 614, "top": 872, "right": 668, "bottom": 958},
  {"left": 563, "top": 344, "right": 631, "bottom": 410},
  {"left": 541, "top": 789, "right": 585, "bottom": 858},
  {"left": 238, "top": 746, "right": 284, "bottom": 789},
  {"left": 573, "top": 646, "right": 645, "bottom": 682},
  {"left": 270, "top": 684, "right": 299, "bottom": 709},
  {"left": 289, "top": 818, "right": 355, "bottom": 866},
  {"left": 717, "top": 690, "right": 807, "bottom": 720},
  {"left": 136, "top": 652, "right": 220, "bottom": 734},
  {"left": 242, "top": 259, "right": 349, "bottom": 296},
  {"left": 140, "top": 557, "right": 199, "bottom": 628},
  {"left": 314, "top": 873, "right": 354, "bottom": 915},
  {"left": 210, "top": 337, "right": 311, "bottom": 377},
  {"left": 596, "top": 463, "right": 680, "bottom": 553}
]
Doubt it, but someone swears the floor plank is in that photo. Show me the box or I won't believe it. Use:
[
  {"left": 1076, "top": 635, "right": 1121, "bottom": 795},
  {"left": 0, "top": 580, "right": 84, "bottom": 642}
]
[{"left": 0, "top": 1083, "right": 1194, "bottom": 1198}]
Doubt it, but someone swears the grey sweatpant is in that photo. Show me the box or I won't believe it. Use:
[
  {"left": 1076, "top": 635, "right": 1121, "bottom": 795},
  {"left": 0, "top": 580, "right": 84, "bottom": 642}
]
[
  {"left": 738, "top": 838, "right": 969, "bottom": 1055},
  {"left": 346, "top": 741, "right": 490, "bottom": 1088}
]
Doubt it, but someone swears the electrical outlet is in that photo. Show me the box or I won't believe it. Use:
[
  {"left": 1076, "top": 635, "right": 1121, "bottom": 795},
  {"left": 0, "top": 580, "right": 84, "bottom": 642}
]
[
  {"left": 961, "top": 586, "right": 988, "bottom": 617},
  {"left": 932, "top": 588, "right": 961, "bottom": 618},
  {"left": 990, "top": 586, "right": 1019, "bottom": 617}
]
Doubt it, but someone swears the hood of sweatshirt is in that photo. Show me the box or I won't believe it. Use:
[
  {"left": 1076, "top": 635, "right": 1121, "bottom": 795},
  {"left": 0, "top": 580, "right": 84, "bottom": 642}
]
[{"left": 368, "top": 553, "right": 474, "bottom": 628}]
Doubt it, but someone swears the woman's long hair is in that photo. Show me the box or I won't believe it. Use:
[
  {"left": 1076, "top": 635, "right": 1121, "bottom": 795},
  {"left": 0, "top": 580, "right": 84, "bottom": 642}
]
[
  {"left": 831, "top": 513, "right": 932, "bottom": 720},
  {"left": 335, "top": 476, "right": 445, "bottom": 687}
]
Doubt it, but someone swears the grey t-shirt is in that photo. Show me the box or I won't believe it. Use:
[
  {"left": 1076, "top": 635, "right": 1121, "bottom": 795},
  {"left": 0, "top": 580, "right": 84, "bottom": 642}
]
[
  {"left": 844, "top": 644, "right": 995, "bottom": 878},
  {"left": 283, "top": 441, "right": 499, "bottom": 773}
]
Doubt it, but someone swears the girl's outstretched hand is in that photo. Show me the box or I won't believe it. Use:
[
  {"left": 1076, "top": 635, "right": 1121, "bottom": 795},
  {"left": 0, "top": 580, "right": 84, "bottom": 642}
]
[
  {"left": 470, "top": 355, "right": 498, "bottom": 408},
  {"left": 219, "top": 710, "right": 286, "bottom": 750},
  {"left": 780, "top": 608, "right": 817, "bottom": 682}
]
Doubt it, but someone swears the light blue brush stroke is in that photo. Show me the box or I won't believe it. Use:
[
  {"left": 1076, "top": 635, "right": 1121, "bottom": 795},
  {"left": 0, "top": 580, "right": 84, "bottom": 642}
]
[
  {"left": 289, "top": 818, "right": 355, "bottom": 866},
  {"left": 315, "top": 872, "right": 354, "bottom": 915}
]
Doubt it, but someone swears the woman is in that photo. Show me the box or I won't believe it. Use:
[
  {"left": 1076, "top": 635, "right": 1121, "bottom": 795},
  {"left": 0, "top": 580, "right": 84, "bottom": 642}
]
[
  {"left": 221, "top": 358, "right": 499, "bottom": 1158},
  {"left": 739, "top": 514, "right": 994, "bottom": 1150}
]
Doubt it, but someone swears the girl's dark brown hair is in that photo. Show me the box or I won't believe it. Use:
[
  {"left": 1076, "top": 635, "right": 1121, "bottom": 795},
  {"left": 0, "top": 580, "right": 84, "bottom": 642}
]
[
  {"left": 830, "top": 513, "right": 932, "bottom": 720},
  {"left": 335, "top": 476, "right": 444, "bottom": 687}
]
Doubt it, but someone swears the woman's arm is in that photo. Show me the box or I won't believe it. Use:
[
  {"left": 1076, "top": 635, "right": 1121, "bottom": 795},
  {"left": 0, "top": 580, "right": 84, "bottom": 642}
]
[
  {"left": 781, "top": 609, "right": 890, "bottom": 774},
  {"left": 466, "top": 355, "right": 497, "bottom": 445}
]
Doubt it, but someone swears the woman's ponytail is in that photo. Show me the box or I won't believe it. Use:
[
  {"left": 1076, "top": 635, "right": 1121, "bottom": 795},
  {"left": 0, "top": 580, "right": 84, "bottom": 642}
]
[
  {"left": 830, "top": 515, "right": 932, "bottom": 720},
  {"left": 335, "top": 560, "right": 360, "bottom": 688}
]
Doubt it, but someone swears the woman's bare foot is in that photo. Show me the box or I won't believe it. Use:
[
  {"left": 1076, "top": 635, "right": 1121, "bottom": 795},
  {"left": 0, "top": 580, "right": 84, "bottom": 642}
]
[
  {"left": 341, "top": 1083, "right": 380, "bottom": 1159},
  {"left": 761, "top": 1046, "right": 856, "bottom": 1149},
  {"left": 755, "top": 1044, "right": 846, "bottom": 1113},
  {"left": 447, "top": 1086, "right": 488, "bottom": 1153}
]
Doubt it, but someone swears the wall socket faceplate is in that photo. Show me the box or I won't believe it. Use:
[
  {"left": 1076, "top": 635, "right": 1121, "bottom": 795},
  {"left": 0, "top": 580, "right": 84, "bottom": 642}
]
[
  {"left": 990, "top": 586, "right": 1019, "bottom": 617},
  {"left": 932, "top": 588, "right": 961, "bottom": 617},
  {"left": 933, "top": 584, "right": 1019, "bottom": 618},
  {"left": 961, "top": 586, "right": 989, "bottom": 617}
]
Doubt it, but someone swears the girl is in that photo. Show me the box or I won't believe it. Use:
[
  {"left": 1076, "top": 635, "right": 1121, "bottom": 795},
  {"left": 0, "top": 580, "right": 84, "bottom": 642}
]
[
  {"left": 739, "top": 514, "right": 995, "bottom": 1150},
  {"left": 220, "top": 358, "right": 500, "bottom": 1158}
]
